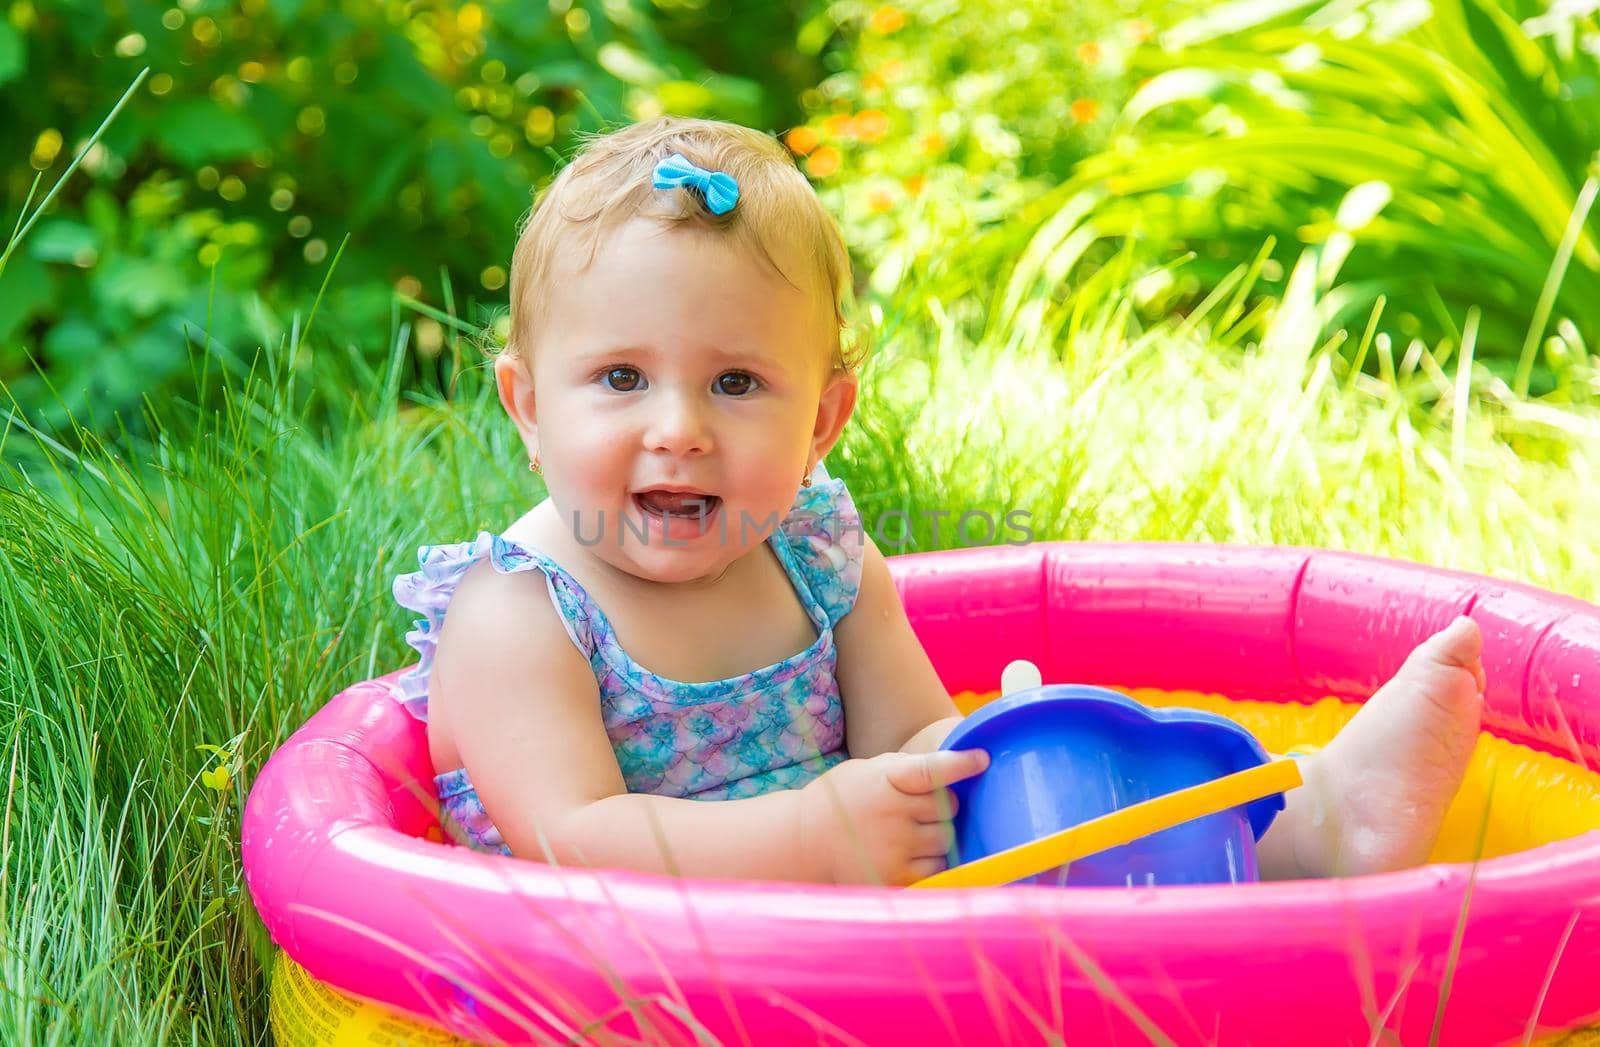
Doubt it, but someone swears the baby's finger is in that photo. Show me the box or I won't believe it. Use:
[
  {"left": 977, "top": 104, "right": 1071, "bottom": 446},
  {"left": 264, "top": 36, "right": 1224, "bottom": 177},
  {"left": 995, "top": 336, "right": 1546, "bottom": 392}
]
[
  {"left": 913, "top": 787, "right": 960, "bottom": 824},
  {"left": 886, "top": 748, "right": 990, "bottom": 796},
  {"left": 912, "top": 820, "right": 956, "bottom": 858},
  {"left": 897, "top": 855, "right": 949, "bottom": 887}
]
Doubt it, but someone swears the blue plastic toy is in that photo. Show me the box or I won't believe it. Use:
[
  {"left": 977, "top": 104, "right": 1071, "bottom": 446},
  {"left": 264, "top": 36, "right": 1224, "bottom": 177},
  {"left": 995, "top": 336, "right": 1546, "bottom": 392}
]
[{"left": 937, "top": 682, "right": 1290, "bottom": 887}]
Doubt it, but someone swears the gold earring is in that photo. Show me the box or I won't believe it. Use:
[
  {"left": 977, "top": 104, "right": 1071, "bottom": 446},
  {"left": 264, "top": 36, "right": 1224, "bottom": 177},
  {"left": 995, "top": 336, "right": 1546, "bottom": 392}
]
[
  {"left": 801, "top": 464, "right": 813, "bottom": 489},
  {"left": 528, "top": 454, "right": 541, "bottom": 474}
]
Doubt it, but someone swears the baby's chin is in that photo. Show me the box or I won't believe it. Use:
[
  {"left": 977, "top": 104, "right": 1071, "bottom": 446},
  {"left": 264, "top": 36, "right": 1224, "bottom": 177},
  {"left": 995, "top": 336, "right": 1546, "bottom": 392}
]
[{"left": 613, "top": 548, "right": 748, "bottom": 587}]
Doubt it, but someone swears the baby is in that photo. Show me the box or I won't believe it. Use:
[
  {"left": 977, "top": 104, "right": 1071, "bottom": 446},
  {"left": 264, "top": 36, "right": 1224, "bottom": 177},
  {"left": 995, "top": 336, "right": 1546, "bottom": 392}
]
[{"left": 394, "top": 116, "right": 1487, "bottom": 886}]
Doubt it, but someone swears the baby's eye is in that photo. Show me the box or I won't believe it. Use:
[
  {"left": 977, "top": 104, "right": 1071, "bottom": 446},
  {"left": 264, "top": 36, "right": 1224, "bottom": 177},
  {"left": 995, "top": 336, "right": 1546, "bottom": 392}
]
[
  {"left": 715, "top": 371, "right": 759, "bottom": 396},
  {"left": 601, "top": 366, "right": 644, "bottom": 392}
]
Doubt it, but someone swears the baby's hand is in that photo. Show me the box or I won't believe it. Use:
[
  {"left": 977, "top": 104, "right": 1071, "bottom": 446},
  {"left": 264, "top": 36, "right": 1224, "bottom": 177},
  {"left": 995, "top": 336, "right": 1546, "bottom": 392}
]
[{"left": 799, "top": 749, "right": 990, "bottom": 886}]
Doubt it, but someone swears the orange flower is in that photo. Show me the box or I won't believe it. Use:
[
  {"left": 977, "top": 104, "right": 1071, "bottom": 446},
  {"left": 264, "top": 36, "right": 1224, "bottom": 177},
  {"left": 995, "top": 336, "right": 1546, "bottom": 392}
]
[
  {"left": 1077, "top": 41, "right": 1103, "bottom": 65},
  {"left": 785, "top": 126, "right": 819, "bottom": 156},
  {"left": 863, "top": 71, "right": 886, "bottom": 92},
  {"left": 854, "top": 109, "right": 890, "bottom": 143},
  {"left": 879, "top": 59, "right": 904, "bottom": 80},
  {"left": 1071, "top": 98, "right": 1101, "bottom": 123},
  {"left": 824, "top": 113, "right": 855, "bottom": 138},
  {"left": 867, "top": 188, "right": 895, "bottom": 213},
  {"left": 919, "top": 132, "right": 946, "bottom": 155},
  {"left": 806, "top": 146, "right": 841, "bottom": 178},
  {"left": 902, "top": 173, "right": 925, "bottom": 196},
  {"left": 1126, "top": 19, "right": 1153, "bottom": 43},
  {"left": 868, "top": 6, "right": 906, "bottom": 34}
]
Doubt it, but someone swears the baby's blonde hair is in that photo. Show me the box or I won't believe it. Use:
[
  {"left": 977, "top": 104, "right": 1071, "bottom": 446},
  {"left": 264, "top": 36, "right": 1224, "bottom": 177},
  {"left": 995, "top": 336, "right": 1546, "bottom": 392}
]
[{"left": 504, "top": 116, "right": 860, "bottom": 376}]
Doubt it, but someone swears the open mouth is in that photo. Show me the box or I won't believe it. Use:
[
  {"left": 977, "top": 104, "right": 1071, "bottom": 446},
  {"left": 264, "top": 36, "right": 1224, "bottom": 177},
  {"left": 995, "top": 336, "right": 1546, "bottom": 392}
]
[{"left": 632, "top": 490, "right": 722, "bottom": 520}]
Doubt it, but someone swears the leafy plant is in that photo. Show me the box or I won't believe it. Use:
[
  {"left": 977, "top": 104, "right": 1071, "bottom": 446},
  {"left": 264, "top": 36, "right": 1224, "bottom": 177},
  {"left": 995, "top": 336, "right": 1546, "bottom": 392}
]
[
  {"left": 1, "top": 0, "right": 824, "bottom": 434},
  {"left": 1058, "top": 0, "right": 1600, "bottom": 398}
]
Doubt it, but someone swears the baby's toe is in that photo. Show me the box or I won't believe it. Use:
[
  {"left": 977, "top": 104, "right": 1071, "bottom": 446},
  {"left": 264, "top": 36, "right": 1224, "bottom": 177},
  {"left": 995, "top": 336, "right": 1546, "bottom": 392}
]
[
  {"left": 1425, "top": 616, "right": 1481, "bottom": 664},
  {"left": 1415, "top": 616, "right": 1487, "bottom": 692}
]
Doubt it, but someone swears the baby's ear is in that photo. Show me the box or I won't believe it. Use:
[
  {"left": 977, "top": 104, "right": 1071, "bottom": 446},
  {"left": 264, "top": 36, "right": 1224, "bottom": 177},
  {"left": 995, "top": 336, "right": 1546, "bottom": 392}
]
[
  {"left": 494, "top": 354, "right": 541, "bottom": 455},
  {"left": 810, "top": 371, "right": 858, "bottom": 461}
]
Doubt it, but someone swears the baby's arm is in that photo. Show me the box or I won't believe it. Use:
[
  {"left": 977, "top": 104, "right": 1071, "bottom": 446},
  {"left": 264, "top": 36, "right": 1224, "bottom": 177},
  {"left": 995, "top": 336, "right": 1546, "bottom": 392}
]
[
  {"left": 834, "top": 535, "right": 967, "bottom": 758},
  {"left": 431, "top": 560, "right": 981, "bottom": 884},
  {"left": 432, "top": 561, "right": 821, "bottom": 881}
]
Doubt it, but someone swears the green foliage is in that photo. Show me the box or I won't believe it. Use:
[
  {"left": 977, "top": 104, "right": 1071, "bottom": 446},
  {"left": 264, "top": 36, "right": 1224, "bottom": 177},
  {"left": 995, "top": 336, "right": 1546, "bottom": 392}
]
[
  {"left": 0, "top": 0, "right": 823, "bottom": 433},
  {"left": 1061, "top": 0, "right": 1600, "bottom": 398},
  {"left": 787, "top": 0, "right": 1145, "bottom": 303}
]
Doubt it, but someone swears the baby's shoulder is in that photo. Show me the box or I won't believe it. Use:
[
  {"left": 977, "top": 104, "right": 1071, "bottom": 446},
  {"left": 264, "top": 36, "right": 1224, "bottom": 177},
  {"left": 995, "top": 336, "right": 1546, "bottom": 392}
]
[
  {"left": 429, "top": 545, "right": 599, "bottom": 710},
  {"left": 432, "top": 530, "right": 591, "bottom": 660},
  {"left": 444, "top": 552, "right": 561, "bottom": 635},
  {"left": 394, "top": 522, "right": 598, "bottom": 697}
]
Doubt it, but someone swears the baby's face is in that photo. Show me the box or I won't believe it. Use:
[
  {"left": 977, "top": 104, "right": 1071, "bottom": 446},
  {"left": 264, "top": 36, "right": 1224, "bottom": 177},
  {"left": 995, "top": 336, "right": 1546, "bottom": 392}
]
[{"left": 506, "top": 218, "right": 854, "bottom": 586}]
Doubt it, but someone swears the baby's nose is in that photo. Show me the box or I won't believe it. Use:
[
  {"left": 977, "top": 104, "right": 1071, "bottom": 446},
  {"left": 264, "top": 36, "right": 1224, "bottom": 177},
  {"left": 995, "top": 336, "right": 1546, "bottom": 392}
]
[{"left": 644, "top": 392, "right": 713, "bottom": 455}]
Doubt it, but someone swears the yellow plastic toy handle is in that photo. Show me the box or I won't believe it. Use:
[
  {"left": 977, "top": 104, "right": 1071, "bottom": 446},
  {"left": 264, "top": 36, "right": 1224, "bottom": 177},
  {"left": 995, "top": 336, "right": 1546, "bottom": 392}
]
[{"left": 908, "top": 756, "right": 1305, "bottom": 889}]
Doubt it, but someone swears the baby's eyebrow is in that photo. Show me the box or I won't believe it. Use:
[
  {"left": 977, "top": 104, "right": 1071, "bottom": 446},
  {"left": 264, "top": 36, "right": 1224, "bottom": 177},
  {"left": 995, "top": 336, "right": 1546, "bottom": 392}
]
[{"left": 579, "top": 343, "right": 787, "bottom": 371}]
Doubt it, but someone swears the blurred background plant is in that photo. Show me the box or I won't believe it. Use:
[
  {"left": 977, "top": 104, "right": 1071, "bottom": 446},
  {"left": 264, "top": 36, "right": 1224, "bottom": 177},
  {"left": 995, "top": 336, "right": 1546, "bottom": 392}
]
[
  {"left": 785, "top": 0, "right": 1144, "bottom": 319},
  {"left": 1055, "top": 0, "right": 1600, "bottom": 402},
  {"left": 0, "top": 0, "right": 822, "bottom": 435}
]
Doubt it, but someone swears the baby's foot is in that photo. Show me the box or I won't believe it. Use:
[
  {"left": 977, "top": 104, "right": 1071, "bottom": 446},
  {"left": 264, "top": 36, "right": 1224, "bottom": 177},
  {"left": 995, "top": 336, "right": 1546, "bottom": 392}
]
[{"left": 1271, "top": 616, "right": 1485, "bottom": 878}]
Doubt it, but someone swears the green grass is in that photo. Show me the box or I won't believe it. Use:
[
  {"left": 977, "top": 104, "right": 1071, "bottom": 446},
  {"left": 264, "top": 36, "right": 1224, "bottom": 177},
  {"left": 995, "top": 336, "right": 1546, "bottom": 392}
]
[{"left": 844, "top": 241, "right": 1600, "bottom": 595}]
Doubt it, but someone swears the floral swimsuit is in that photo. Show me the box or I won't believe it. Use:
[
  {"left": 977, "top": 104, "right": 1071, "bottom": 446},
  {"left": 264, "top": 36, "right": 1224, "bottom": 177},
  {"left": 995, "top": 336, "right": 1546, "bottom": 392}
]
[{"left": 391, "top": 465, "right": 865, "bottom": 856}]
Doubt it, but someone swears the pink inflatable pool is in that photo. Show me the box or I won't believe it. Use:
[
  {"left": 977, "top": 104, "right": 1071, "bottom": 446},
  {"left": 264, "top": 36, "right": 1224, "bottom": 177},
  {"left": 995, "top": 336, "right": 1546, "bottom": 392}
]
[{"left": 242, "top": 542, "right": 1600, "bottom": 1044}]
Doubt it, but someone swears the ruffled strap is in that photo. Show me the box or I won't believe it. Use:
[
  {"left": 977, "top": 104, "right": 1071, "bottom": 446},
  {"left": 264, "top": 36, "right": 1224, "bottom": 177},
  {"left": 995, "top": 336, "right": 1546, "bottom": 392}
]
[
  {"left": 390, "top": 532, "right": 595, "bottom": 721},
  {"left": 776, "top": 461, "right": 865, "bottom": 628}
]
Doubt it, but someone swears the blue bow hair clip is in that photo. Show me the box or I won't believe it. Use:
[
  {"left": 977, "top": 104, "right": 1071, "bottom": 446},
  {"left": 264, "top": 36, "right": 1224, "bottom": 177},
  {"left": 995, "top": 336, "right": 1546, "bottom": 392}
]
[{"left": 652, "top": 153, "right": 740, "bottom": 215}]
